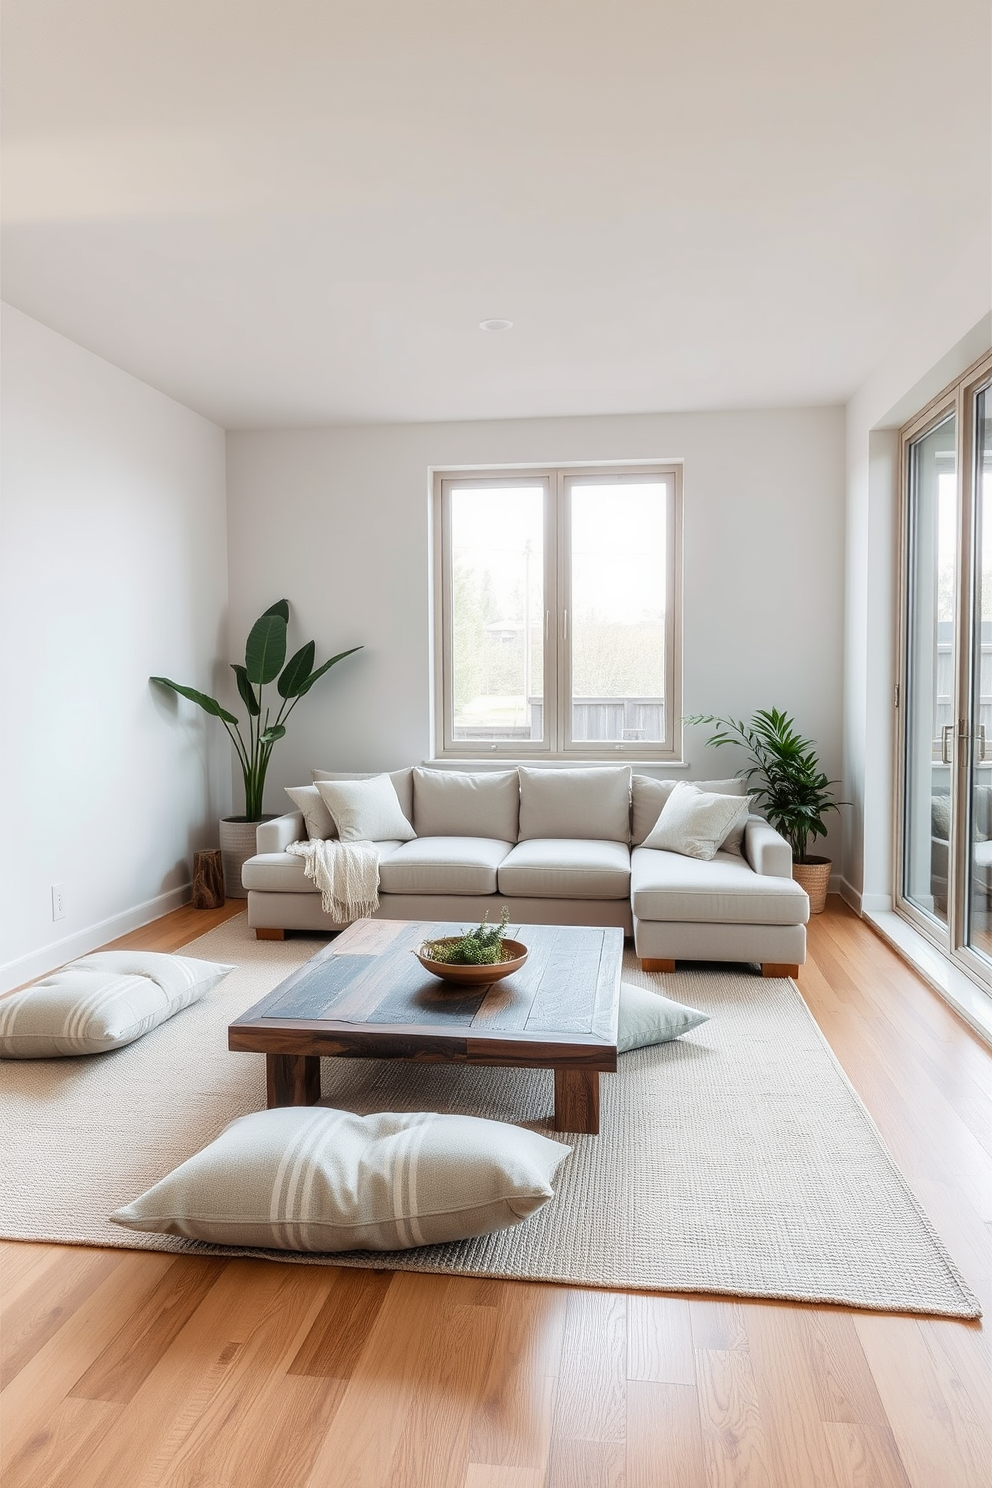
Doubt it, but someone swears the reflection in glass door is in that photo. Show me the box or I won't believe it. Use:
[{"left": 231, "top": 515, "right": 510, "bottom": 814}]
[
  {"left": 903, "top": 412, "right": 957, "bottom": 928},
  {"left": 966, "top": 389, "right": 992, "bottom": 960}
]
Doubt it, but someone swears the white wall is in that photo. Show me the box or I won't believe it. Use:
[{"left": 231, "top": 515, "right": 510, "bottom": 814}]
[
  {"left": 227, "top": 406, "right": 846, "bottom": 848},
  {"left": 843, "top": 215, "right": 992, "bottom": 913},
  {"left": 0, "top": 305, "right": 230, "bottom": 989}
]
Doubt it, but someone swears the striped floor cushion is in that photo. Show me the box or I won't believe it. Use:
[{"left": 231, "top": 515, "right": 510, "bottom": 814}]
[
  {"left": 0, "top": 951, "right": 233, "bottom": 1057},
  {"left": 111, "top": 1105, "right": 571, "bottom": 1251}
]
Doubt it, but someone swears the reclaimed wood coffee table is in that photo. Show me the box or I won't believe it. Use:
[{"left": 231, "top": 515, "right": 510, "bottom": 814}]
[{"left": 229, "top": 918, "right": 623, "bottom": 1134}]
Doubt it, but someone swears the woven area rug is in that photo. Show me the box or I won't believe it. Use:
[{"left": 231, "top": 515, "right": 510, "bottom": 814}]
[{"left": 0, "top": 914, "right": 980, "bottom": 1317}]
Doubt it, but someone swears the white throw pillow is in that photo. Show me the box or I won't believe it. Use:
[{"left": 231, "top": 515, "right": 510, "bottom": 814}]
[
  {"left": 413, "top": 767, "right": 520, "bottom": 841},
  {"left": 518, "top": 766, "right": 631, "bottom": 842},
  {"left": 111, "top": 1106, "right": 572, "bottom": 1251},
  {"left": 316, "top": 774, "right": 415, "bottom": 843},
  {"left": 617, "top": 982, "right": 709, "bottom": 1052},
  {"left": 0, "top": 952, "right": 234, "bottom": 1058},
  {"left": 285, "top": 785, "right": 337, "bottom": 841},
  {"left": 631, "top": 775, "right": 745, "bottom": 846},
  {"left": 312, "top": 768, "right": 414, "bottom": 824},
  {"left": 642, "top": 780, "right": 751, "bottom": 861}
]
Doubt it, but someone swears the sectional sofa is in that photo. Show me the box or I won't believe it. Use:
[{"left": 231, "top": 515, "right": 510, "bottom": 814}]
[{"left": 242, "top": 765, "right": 810, "bottom": 975}]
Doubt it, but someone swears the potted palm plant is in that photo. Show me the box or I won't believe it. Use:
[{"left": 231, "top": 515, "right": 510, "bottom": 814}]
[
  {"left": 685, "top": 708, "right": 844, "bottom": 913},
  {"left": 152, "top": 600, "right": 361, "bottom": 896}
]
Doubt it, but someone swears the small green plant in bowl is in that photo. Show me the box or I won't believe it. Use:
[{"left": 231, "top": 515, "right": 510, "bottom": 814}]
[
  {"left": 416, "top": 910, "right": 529, "bottom": 984},
  {"left": 423, "top": 908, "right": 512, "bottom": 965}
]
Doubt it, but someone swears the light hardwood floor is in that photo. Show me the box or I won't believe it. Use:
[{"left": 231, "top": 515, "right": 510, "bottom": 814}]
[{"left": 2, "top": 898, "right": 991, "bottom": 1487}]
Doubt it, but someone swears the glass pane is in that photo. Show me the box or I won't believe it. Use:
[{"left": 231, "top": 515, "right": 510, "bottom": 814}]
[
  {"left": 966, "top": 387, "right": 992, "bottom": 959},
  {"left": 448, "top": 484, "right": 545, "bottom": 744},
  {"left": 903, "top": 413, "right": 956, "bottom": 925},
  {"left": 568, "top": 480, "right": 667, "bottom": 744}
]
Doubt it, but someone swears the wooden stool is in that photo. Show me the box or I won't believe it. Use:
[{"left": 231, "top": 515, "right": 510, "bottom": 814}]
[{"left": 192, "top": 849, "right": 225, "bottom": 909}]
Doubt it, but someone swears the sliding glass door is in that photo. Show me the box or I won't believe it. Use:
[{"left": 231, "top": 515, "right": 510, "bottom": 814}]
[
  {"left": 899, "top": 353, "right": 992, "bottom": 989},
  {"left": 965, "top": 387, "right": 992, "bottom": 961}
]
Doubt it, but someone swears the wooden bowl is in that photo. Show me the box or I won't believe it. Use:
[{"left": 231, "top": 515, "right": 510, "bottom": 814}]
[{"left": 414, "top": 938, "right": 529, "bottom": 985}]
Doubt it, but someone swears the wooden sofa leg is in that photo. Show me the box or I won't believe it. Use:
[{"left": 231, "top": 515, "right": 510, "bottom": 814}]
[
  {"left": 641, "top": 958, "right": 676, "bottom": 972},
  {"left": 762, "top": 962, "right": 799, "bottom": 978},
  {"left": 256, "top": 928, "right": 285, "bottom": 941}
]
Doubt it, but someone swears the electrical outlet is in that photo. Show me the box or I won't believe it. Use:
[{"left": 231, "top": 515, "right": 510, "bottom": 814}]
[{"left": 51, "top": 883, "right": 66, "bottom": 921}]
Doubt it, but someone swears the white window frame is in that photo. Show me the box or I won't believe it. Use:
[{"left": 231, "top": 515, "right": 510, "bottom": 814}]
[{"left": 431, "top": 462, "right": 683, "bottom": 762}]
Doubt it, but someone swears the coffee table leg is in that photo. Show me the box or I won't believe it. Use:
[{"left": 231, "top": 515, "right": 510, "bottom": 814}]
[
  {"left": 266, "top": 1053, "right": 321, "bottom": 1108},
  {"left": 554, "top": 1068, "right": 600, "bottom": 1135}
]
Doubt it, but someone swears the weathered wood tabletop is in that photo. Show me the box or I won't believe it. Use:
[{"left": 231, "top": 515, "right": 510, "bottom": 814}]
[{"left": 229, "top": 917, "right": 623, "bottom": 1133}]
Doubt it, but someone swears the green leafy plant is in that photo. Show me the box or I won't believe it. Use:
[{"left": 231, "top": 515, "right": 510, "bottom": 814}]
[
  {"left": 423, "top": 908, "right": 513, "bottom": 965},
  {"left": 685, "top": 707, "right": 845, "bottom": 863},
  {"left": 152, "top": 600, "right": 361, "bottom": 821}
]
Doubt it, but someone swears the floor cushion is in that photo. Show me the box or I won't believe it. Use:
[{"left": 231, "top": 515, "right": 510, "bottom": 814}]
[
  {"left": 618, "top": 981, "right": 709, "bottom": 1052},
  {"left": 111, "top": 1105, "right": 572, "bottom": 1251},
  {"left": 0, "top": 951, "right": 233, "bottom": 1058}
]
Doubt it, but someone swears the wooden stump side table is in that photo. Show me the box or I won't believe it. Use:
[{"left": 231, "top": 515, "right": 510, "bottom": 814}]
[{"left": 192, "top": 849, "right": 225, "bottom": 909}]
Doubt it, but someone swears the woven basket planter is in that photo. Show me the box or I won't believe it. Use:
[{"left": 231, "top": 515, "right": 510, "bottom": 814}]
[
  {"left": 219, "top": 816, "right": 274, "bottom": 899},
  {"left": 793, "top": 857, "right": 832, "bottom": 915}
]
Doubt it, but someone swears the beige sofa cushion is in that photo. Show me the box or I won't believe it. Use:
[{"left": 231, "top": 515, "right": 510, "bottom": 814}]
[
  {"left": 243, "top": 842, "right": 405, "bottom": 893},
  {"left": 111, "top": 1105, "right": 571, "bottom": 1252},
  {"left": 631, "top": 776, "right": 745, "bottom": 846},
  {"left": 518, "top": 766, "right": 631, "bottom": 842},
  {"left": 379, "top": 837, "right": 513, "bottom": 895},
  {"left": 312, "top": 767, "right": 414, "bottom": 825},
  {"left": 497, "top": 839, "right": 631, "bottom": 899},
  {"left": 631, "top": 846, "right": 809, "bottom": 925},
  {"left": 413, "top": 768, "right": 519, "bottom": 841}
]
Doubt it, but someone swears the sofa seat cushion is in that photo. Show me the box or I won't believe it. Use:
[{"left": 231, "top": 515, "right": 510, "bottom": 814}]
[
  {"left": 243, "top": 841, "right": 406, "bottom": 893},
  {"left": 378, "top": 837, "right": 513, "bottom": 895},
  {"left": 497, "top": 839, "right": 631, "bottom": 900},
  {"left": 631, "top": 847, "right": 809, "bottom": 925}
]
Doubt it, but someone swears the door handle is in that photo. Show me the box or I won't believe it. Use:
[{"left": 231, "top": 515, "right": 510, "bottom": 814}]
[
  {"left": 979, "top": 725, "right": 988, "bottom": 762},
  {"left": 942, "top": 724, "right": 953, "bottom": 764}
]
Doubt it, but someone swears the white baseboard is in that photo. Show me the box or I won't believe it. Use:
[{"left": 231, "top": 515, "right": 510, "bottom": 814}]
[
  {"left": 837, "top": 877, "right": 862, "bottom": 914},
  {"left": 0, "top": 885, "right": 191, "bottom": 993}
]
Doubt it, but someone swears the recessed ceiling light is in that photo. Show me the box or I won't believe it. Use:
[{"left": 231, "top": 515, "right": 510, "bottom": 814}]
[{"left": 479, "top": 319, "right": 513, "bottom": 331}]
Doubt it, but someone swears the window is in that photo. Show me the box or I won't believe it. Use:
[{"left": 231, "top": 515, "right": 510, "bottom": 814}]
[{"left": 432, "top": 464, "right": 682, "bottom": 760}]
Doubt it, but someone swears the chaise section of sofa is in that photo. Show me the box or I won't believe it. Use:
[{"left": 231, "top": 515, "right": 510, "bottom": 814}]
[{"left": 241, "top": 764, "right": 809, "bottom": 972}]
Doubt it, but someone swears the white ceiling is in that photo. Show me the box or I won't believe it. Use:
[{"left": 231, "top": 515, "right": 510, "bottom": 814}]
[{"left": 3, "top": 1, "right": 990, "bottom": 428}]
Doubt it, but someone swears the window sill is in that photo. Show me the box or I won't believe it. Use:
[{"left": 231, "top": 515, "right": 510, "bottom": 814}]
[
  {"left": 864, "top": 908, "right": 992, "bottom": 1050},
  {"left": 423, "top": 758, "right": 691, "bottom": 771}
]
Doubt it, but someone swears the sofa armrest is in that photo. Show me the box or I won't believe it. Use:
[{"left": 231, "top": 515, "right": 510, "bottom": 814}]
[
  {"left": 255, "top": 811, "right": 305, "bottom": 854},
  {"left": 743, "top": 816, "right": 793, "bottom": 878}
]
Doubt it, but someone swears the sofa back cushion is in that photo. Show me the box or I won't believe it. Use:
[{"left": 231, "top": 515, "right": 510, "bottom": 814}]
[
  {"left": 312, "top": 768, "right": 414, "bottom": 828},
  {"left": 518, "top": 766, "right": 631, "bottom": 842},
  {"left": 631, "top": 775, "right": 746, "bottom": 846},
  {"left": 413, "top": 767, "right": 519, "bottom": 840}
]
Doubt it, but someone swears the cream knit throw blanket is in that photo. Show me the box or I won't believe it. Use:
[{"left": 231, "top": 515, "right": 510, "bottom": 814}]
[{"left": 285, "top": 839, "right": 380, "bottom": 921}]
